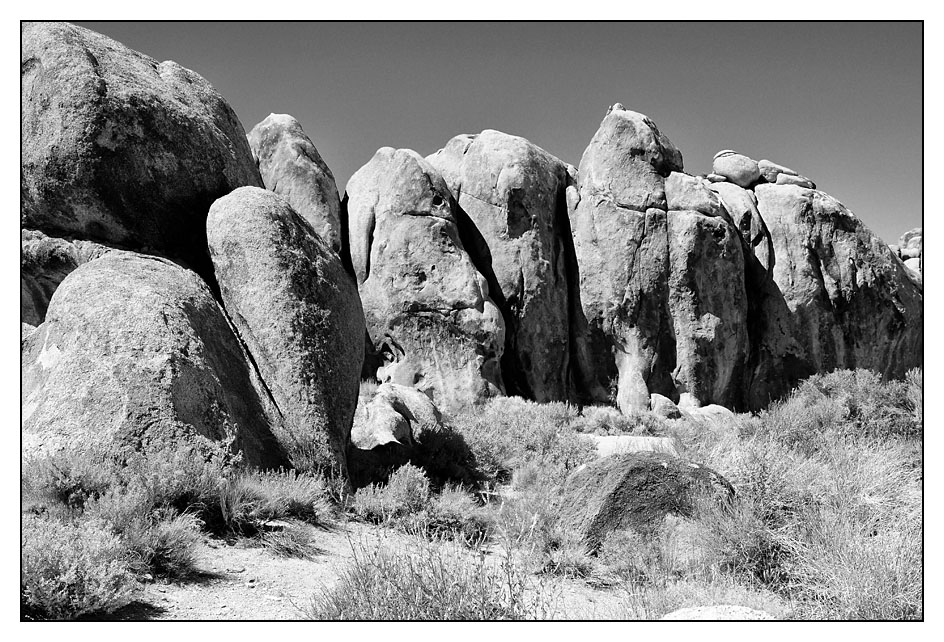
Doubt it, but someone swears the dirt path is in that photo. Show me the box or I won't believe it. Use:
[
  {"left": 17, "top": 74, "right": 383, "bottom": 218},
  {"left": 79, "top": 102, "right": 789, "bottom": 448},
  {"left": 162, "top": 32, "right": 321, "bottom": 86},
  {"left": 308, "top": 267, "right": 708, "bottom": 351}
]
[
  {"left": 108, "top": 520, "right": 410, "bottom": 620},
  {"left": 102, "top": 518, "right": 632, "bottom": 621}
]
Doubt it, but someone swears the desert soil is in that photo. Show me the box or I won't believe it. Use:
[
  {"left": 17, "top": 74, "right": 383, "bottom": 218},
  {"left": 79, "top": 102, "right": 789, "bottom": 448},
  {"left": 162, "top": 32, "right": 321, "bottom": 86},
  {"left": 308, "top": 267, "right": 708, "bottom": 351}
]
[{"left": 101, "top": 519, "right": 626, "bottom": 621}]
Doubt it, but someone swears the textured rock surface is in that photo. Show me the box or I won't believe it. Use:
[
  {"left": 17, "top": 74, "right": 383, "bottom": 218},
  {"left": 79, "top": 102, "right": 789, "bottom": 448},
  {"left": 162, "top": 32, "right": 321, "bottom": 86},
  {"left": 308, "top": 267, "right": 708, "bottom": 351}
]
[
  {"left": 427, "top": 129, "right": 584, "bottom": 402},
  {"left": 757, "top": 158, "right": 797, "bottom": 184},
  {"left": 712, "top": 151, "right": 760, "bottom": 188},
  {"left": 775, "top": 172, "right": 815, "bottom": 189},
  {"left": 558, "top": 452, "right": 734, "bottom": 550},
  {"left": 661, "top": 605, "right": 775, "bottom": 620},
  {"left": 21, "top": 252, "right": 286, "bottom": 469},
  {"left": 21, "top": 22, "right": 262, "bottom": 281},
  {"left": 650, "top": 393, "right": 682, "bottom": 419},
  {"left": 351, "top": 383, "right": 442, "bottom": 450},
  {"left": 754, "top": 184, "right": 923, "bottom": 379},
  {"left": 207, "top": 187, "right": 364, "bottom": 476},
  {"left": 248, "top": 114, "right": 342, "bottom": 252},
  {"left": 708, "top": 181, "right": 774, "bottom": 271},
  {"left": 21, "top": 229, "right": 111, "bottom": 326},
  {"left": 344, "top": 147, "right": 505, "bottom": 413},
  {"left": 570, "top": 105, "right": 748, "bottom": 412}
]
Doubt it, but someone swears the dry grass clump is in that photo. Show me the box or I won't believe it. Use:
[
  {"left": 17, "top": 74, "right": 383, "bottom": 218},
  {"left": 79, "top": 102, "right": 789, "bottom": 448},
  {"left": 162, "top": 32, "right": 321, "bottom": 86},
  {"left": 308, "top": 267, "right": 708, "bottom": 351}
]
[
  {"left": 449, "top": 396, "right": 596, "bottom": 483},
  {"left": 352, "top": 464, "right": 491, "bottom": 545},
  {"left": 261, "top": 521, "right": 321, "bottom": 560},
  {"left": 304, "top": 536, "right": 556, "bottom": 620},
  {"left": 21, "top": 514, "right": 138, "bottom": 620},
  {"left": 21, "top": 432, "right": 336, "bottom": 618}
]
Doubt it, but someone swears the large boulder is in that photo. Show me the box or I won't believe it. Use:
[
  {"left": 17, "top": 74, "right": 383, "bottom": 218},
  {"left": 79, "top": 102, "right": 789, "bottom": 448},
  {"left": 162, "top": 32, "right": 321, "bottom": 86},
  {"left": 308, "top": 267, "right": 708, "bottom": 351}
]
[
  {"left": 754, "top": 184, "right": 923, "bottom": 378},
  {"left": 21, "top": 252, "right": 286, "bottom": 469},
  {"left": 427, "top": 129, "right": 584, "bottom": 402},
  {"left": 351, "top": 383, "right": 442, "bottom": 450},
  {"left": 21, "top": 229, "right": 111, "bottom": 326},
  {"left": 343, "top": 147, "right": 505, "bottom": 414},
  {"left": 21, "top": 21, "right": 262, "bottom": 281},
  {"left": 207, "top": 187, "right": 365, "bottom": 477},
  {"left": 248, "top": 114, "right": 342, "bottom": 252},
  {"left": 557, "top": 452, "right": 734, "bottom": 551},
  {"left": 570, "top": 105, "right": 748, "bottom": 412},
  {"left": 712, "top": 150, "right": 760, "bottom": 188}
]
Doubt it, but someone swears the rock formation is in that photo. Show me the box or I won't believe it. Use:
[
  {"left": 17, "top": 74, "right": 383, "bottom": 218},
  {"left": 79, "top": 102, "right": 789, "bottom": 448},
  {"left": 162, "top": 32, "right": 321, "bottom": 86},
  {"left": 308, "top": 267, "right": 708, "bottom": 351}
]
[
  {"left": 427, "top": 129, "right": 587, "bottom": 402},
  {"left": 21, "top": 230, "right": 111, "bottom": 326},
  {"left": 351, "top": 383, "right": 443, "bottom": 451},
  {"left": 21, "top": 21, "right": 262, "bottom": 282},
  {"left": 754, "top": 184, "right": 922, "bottom": 380},
  {"left": 248, "top": 114, "right": 343, "bottom": 253},
  {"left": 569, "top": 105, "right": 749, "bottom": 412},
  {"left": 557, "top": 451, "right": 734, "bottom": 551},
  {"left": 207, "top": 187, "right": 365, "bottom": 476},
  {"left": 343, "top": 147, "right": 505, "bottom": 414},
  {"left": 22, "top": 252, "right": 287, "bottom": 469}
]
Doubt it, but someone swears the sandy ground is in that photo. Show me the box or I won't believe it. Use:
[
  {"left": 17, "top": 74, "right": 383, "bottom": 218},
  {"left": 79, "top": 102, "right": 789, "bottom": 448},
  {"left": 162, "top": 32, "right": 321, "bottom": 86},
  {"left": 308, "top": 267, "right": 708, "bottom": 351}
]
[{"left": 98, "top": 518, "right": 630, "bottom": 621}]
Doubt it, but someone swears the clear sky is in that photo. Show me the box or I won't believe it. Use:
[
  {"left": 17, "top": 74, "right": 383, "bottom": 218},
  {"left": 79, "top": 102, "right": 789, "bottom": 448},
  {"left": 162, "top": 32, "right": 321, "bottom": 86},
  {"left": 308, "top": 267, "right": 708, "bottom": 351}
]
[{"left": 76, "top": 21, "right": 922, "bottom": 244}]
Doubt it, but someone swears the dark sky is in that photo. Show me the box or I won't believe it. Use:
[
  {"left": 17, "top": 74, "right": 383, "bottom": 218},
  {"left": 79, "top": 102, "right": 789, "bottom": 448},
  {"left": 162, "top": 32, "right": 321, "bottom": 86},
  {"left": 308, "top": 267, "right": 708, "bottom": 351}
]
[{"left": 77, "top": 21, "right": 923, "bottom": 244}]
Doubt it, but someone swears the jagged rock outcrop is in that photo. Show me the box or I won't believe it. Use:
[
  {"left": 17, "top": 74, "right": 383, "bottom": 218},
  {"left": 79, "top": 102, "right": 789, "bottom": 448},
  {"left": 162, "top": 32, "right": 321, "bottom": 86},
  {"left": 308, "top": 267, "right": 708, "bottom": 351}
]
[
  {"left": 899, "top": 227, "right": 922, "bottom": 260},
  {"left": 343, "top": 147, "right": 505, "bottom": 414},
  {"left": 754, "top": 184, "right": 923, "bottom": 379},
  {"left": 21, "top": 230, "right": 112, "bottom": 326},
  {"left": 557, "top": 451, "right": 734, "bottom": 550},
  {"left": 569, "top": 105, "right": 749, "bottom": 412},
  {"left": 427, "top": 129, "right": 587, "bottom": 402},
  {"left": 22, "top": 252, "right": 287, "bottom": 469},
  {"left": 248, "top": 114, "right": 343, "bottom": 253},
  {"left": 21, "top": 21, "right": 262, "bottom": 282},
  {"left": 207, "top": 187, "right": 364, "bottom": 476}
]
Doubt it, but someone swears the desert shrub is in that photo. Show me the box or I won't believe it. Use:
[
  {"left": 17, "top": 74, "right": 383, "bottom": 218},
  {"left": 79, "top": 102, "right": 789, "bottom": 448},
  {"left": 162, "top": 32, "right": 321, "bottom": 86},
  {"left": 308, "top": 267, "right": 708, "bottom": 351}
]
[
  {"left": 407, "top": 485, "right": 492, "bottom": 546},
  {"left": 576, "top": 405, "right": 667, "bottom": 436},
  {"left": 304, "top": 537, "right": 555, "bottom": 620},
  {"left": 226, "top": 469, "right": 333, "bottom": 526},
  {"left": 85, "top": 488, "right": 202, "bottom": 579},
  {"left": 784, "top": 508, "right": 922, "bottom": 620},
  {"left": 22, "top": 514, "right": 138, "bottom": 620},
  {"left": 762, "top": 369, "right": 920, "bottom": 450},
  {"left": 410, "top": 421, "right": 482, "bottom": 487},
  {"left": 261, "top": 521, "right": 321, "bottom": 560},
  {"left": 352, "top": 464, "right": 431, "bottom": 523},
  {"left": 450, "top": 397, "right": 595, "bottom": 482},
  {"left": 539, "top": 525, "right": 593, "bottom": 579}
]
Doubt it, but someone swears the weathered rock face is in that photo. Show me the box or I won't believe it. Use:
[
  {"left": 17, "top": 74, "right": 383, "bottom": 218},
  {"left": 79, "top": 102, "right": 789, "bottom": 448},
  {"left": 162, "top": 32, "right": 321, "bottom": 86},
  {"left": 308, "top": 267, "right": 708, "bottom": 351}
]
[
  {"left": 557, "top": 452, "right": 734, "bottom": 551},
  {"left": 207, "top": 187, "right": 365, "bottom": 476},
  {"left": 351, "top": 383, "right": 442, "bottom": 450},
  {"left": 248, "top": 114, "right": 342, "bottom": 253},
  {"left": 21, "top": 252, "right": 286, "bottom": 469},
  {"left": 21, "top": 229, "right": 111, "bottom": 326},
  {"left": 754, "top": 184, "right": 923, "bottom": 379},
  {"left": 21, "top": 22, "right": 262, "bottom": 281},
  {"left": 708, "top": 181, "right": 774, "bottom": 271},
  {"left": 343, "top": 147, "right": 505, "bottom": 414},
  {"left": 427, "top": 129, "right": 583, "bottom": 402},
  {"left": 569, "top": 105, "right": 748, "bottom": 412}
]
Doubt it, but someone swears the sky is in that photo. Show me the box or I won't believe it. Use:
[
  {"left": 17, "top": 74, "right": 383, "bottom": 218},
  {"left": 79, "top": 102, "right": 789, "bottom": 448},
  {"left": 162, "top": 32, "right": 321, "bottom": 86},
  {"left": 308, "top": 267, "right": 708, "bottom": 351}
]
[{"left": 76, "top": 21, "right": 923, "bottom": 244}]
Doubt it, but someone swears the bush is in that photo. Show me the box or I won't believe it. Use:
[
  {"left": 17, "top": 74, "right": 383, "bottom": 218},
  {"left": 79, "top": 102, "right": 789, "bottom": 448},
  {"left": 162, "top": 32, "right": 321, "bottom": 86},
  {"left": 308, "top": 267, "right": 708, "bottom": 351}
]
[
  {"left": 352, "top": 464, "right": 431, "bottom": 523},
  {"left": 304, "top": 537, "right": 556, "bottom": 620},
  {"left": 261, "top": 521, "right": 321, "bottom": 560},
  {"left": 450, "top": 397, "right": 596, "bottom": 482},
  {"left": 576, "top": 405, "right": 667, "bottom": 436},
  {"left": 225, "top": 469, "right": 333, "bottom": 527},
  {"left": 22, "top": 514, "right": 138, "bottom": 620},
  {"left": 408, "top": 485, "right": 492, "bottom": 546}
]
